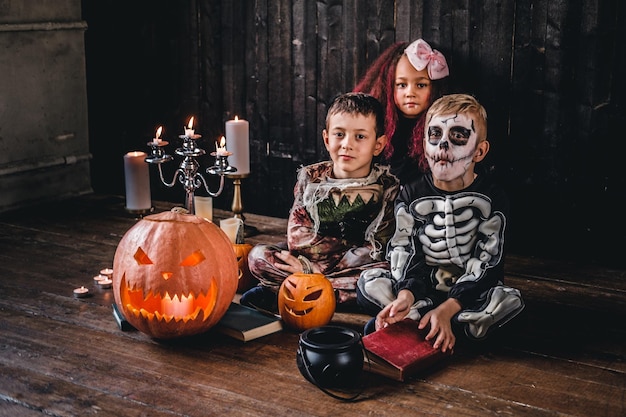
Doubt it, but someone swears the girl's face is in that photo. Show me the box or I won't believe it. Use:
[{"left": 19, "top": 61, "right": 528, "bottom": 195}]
[
  {"left": 394, "top": 54, "right": 433, "bottom": 119},
  {"left": 323, "top": 112, "right": 386, "bottom": 179}
]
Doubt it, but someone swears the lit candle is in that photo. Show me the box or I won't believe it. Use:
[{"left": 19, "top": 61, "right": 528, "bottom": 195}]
[
  {"left": 100, "top": 268, "right": 114, "bottom": 279},
  {"left": 73, "top": 286, "right": 89, "bottom": 298},
  {"left": 153, "top": 126, "right": 163, "bottom": 145},
  {"left": 225, "top": 116, "right": 250, "bottom": 175},
  {"left": 185, "top": 116, "right": 195, "bottom": 137},
  {"left": 98, "top": 278, "right": 113, "bottom": 289},
  {"left": 94, "top": 274, "right": 107, "bottom": 283},
  {"left": 215, "top": 136, "right": 229, "bottom": 156},
  {"left": 123, "top": 151, "right": 152, "bottom": 211}
]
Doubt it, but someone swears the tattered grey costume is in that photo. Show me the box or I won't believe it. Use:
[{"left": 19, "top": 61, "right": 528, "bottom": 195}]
[{"left": 248, "top": 161, "right": 399, "bottom": 304}]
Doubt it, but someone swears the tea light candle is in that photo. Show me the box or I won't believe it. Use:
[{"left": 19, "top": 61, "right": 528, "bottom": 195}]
[
  {"left": 73, "top": 286, "right": 89, "bottom": 298},
  {"left": 225, "top": 116, "right": 250, "bottom": 175},
  {"left": 94, "top": 274, "right": 107, "bottom": 283},
  {"left": 185, "top": 116, "right": 195, "bottom": 137},
  {"left": 98, "top": 279, "right": 113, "bottom": 289},
  {"left": 124, "top": 151, "right": 152, "bottom": 211},
  {"left": 100, "top": 268, "right": 114, "bottom": 279}
]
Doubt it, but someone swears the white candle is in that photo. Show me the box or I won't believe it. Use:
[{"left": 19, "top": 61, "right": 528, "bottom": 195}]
[
  {"left": 185, "top": 116, "right": 195, "bottom": 137},
  {"left": 153, "top": 126, "right": 163, "bottom": 145},
  {"left": 215, "top": 136, "right": 229, "bottom": 156},
  {"left": 194, "top": 195, "right": 213, "bottom": 221},
  {"left": 98, "top": 278, "right": 113, "bottom": 289},
  {"left": 73, "top": 286, "right": 89, "bottom": 298},
  {"left": 220, "top": 217, "right": 243, "bottom": 244},
  {"left": 123, "top": 151, "right": 152, "bottom": 211},
  {"left": 225, "top": 116, "right": 250, "bottom": 175},
  {"left": 100, "top": 268, "right": 114, "bottom": 279},
  {"left": 94, "top": 274, "right": 107, "bottom": 282}
]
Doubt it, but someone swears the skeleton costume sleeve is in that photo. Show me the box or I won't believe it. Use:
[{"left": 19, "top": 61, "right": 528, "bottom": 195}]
[
  {"left": 287, "top": 161, "right": 399, "bottom": 273},
  {"left": 391, "top": 172, "right": 509, "bottom": 309}
]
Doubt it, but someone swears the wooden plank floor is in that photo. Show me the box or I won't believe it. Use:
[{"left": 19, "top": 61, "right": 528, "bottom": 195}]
[{"left": 0, "top": 194, "right": 624, "bottom": 417}]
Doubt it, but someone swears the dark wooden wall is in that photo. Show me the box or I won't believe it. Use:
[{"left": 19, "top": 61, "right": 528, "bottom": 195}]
[{"left": 83, "top": 0, "right": 626, "bottom": 266}]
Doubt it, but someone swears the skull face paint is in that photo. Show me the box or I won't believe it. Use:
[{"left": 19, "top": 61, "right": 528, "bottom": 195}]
[{"left": 425, "top": 113, "right": 478, "bottom": 181}]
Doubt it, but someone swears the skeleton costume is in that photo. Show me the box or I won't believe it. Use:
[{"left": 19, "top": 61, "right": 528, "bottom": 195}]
[
  {"left": 247, "top": 161, "right": 399, "bottom": 304},
  {"left": 357, "top": 105, "right": 524, "bottom": 339}
]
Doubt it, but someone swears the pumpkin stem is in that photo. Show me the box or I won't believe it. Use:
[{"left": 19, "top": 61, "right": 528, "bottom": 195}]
[
  {"left": 297, "top": 255, "right": 313, "bottom": 274},
  {"left": 171, "top": 207, "right": 189, "bottom": 214}
]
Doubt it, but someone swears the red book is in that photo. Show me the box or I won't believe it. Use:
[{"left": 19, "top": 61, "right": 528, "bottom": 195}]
[{"left": 362, "top": 319, "right": 451, "bottom": 381}]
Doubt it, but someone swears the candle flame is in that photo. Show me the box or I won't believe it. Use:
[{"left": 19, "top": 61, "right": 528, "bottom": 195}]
[
  {"left": 216, "top": 136, "right": 227, "bottom": 154},
  {"left": 187, "top": 116, "right": 194, "bottom": 129},
  {"left": 155, "top": 126, "right": 163, "bottom": 140},
  {"left": 234, "top": 116, "right": 239, "bottom": 121}
]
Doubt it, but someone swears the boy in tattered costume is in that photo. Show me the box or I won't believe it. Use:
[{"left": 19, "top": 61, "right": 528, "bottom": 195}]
[
  {"left": 241, "top": 93, "right": 399, "bottom": 311},
  {"left": 357, "top": 94, "right": 524, "bottom": 352}
]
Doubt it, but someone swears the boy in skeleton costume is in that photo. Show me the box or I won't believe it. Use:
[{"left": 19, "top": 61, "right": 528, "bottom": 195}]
[
  {"left": 241, "top": 93, "right": 399, "bottom": 311},
  {"left": 357, "top": 94, "right": 523, "bottom": 351}
]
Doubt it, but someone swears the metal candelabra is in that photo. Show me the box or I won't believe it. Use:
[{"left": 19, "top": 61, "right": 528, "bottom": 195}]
[{"left": 145, "top": 133, "right": 236, "bottom": 214}]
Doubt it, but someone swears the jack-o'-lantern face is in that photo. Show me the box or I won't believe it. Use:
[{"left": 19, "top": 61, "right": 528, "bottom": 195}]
[
  {"left": 113, "top": 209, "right": 238, "bottom": 339},
  {"left": 278, "top": 272, "right": 336, "bottom": 331},
  {"left": 233, "top": 243, "right": 256, "bottom": 293}
]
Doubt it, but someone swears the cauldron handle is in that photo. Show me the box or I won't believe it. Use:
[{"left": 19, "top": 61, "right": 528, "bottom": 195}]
[{"left": 297, "top": 343, "right": 365, "bottom": 402}]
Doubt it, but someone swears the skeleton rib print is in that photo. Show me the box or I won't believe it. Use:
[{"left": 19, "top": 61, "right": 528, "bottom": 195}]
[{"left": 411, "top": 193, "right": 495, "bottom": 270}]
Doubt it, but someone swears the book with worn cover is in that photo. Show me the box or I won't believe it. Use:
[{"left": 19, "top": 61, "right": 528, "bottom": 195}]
[
  {"left": 362, "top": 319, "right": 451, "bottom": 381},
  {"left": 112, "top": 303, "right": 136, "bottom": 332},
  {"left": 215, "top": 302, "right": 283, "bottom": 342}
]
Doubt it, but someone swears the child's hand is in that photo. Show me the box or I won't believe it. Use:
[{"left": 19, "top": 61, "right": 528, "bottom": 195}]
[
  {"left": 273, "top": 251, "right": 319, "bottom": 274},
  {"left": 273, "top": 250, "right": 302, "bottom": 273},
  {"left": 418, "top": 298, "right": 461, "bottom": 353},
  {"left": 375, "top": 289, "right": 415, "bottom": 330}
]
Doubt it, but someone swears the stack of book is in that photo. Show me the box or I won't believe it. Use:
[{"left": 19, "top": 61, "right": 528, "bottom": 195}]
[
  {"left": 215, "top": 302, "right": 283, "bottom": 342},
  {"left": 113, "top": 302, "right": 283, "bottom": 343}
]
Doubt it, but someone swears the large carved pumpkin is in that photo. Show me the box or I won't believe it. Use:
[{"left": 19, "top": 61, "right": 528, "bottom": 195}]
[
  {"left": 113, "top": 209, "right": 238, "bottom": 339},
  {"left": 278, "top": 272, "right": 336, "bottom": 331}
]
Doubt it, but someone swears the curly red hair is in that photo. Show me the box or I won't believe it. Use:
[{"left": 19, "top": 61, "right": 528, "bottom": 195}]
[{"left": 353, "top": 41, "right": 448, "bottom": 172}]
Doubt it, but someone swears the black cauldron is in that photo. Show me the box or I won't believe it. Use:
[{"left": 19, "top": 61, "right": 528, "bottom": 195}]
[{"left": 297, "top": 325, "right": 364, "bottom": 389}]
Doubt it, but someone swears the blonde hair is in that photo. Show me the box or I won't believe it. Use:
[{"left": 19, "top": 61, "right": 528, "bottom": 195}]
[{"left": 426, "top": 94, "right": 488, "bottom": 142}]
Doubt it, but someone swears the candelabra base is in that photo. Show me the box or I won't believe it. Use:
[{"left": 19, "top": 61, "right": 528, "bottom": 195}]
[{"left": 228, "top": 173, "right": 258, "bottom": 237}]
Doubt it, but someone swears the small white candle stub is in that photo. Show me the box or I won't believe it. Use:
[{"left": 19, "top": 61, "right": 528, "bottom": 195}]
[
  {"left": 73, "top": 286, "right": 89, "bottom": 298},
  {"left": 215, "top": 136, "right": 229, "bottom": 156},
  {"left": 94, "top": 274, "right": 107, "bottom": 282},
  {"left": 185, "top": 116, "right": 195, "bottom": 137},
  {"left": 154, "top": 126, "right": 163, "bottom": 144},
  {"left": 194, "top": 196, "right": 213, "bottom": 221},
  {"left": 98, "top": 279, "right": 113, "bottom": 289},
  {"left": 100, "top": 268, "right": 113, "bottom": 279}
]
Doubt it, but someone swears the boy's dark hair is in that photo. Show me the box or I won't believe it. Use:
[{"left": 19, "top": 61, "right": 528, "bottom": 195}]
[{"left": 326, "top": 92, "right": 385, "bottom": 137}]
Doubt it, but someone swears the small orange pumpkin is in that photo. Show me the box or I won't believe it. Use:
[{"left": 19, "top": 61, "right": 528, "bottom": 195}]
[
  {"left": 278, "top": 272, "right": 336, "bottom": 331},
  {"left": 112, "top": 208, "right": 238, "bottom": 339},
  {"left": 233, "top": 243, "right": 256, "bottom": 293}
]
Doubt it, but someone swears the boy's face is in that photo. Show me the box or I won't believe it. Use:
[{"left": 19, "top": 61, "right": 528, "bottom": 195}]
[
  {"left": 394, "top": 55, "right": 432, "bottom": 119},
  {"left": 425, "top": 112, "right": 488, "bottom": 190},
  {"left": 323, "top": 112, "right": 386, "bottom": 179}
]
